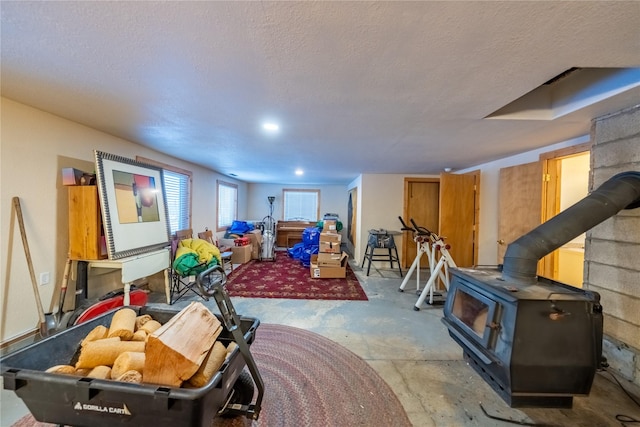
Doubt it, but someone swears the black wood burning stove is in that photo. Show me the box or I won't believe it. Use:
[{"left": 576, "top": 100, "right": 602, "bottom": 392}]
[{"left": 442, "top": 171, "right": 640, "bottom": 408}]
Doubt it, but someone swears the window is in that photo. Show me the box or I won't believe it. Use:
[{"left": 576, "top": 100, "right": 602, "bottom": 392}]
[
  {"left": 283, "top": 189, "right": 320, "bottom": 221},
  {"left": 163, "top": 170, "right": 191, "bottom": 234},
  {"left": 217, "top": 181, "right": 238, "bottom": 231},
  {"left": 137, "top": 156, "right": 191, "bottom": 236}
]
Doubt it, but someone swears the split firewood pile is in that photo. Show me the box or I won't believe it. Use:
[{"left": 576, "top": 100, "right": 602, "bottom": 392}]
[{"left": 45, "top": 302, "right": 237, "bottom": 387}]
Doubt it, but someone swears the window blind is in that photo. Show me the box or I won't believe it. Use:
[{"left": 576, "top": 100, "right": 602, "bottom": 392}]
[
  {"left": 163, "top": 170, "right": 190, "bottom": 234},
  {"left": 283, "top": 190, "right": 319, "bottom": 221},
  {"left": 218, "top": 182, "right": 237, "bottom": 229}
]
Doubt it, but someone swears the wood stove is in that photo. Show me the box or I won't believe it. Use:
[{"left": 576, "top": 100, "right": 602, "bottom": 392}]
[
  {"left": 443, "top": 267, "right": 603, "bottom": 407},
  {"left": 442, "top": 171, "right": 640, "bottom": 408}
]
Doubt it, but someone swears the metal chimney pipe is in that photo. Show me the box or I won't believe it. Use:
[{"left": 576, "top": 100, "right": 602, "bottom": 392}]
[{"left": 502, "top": 171, "right": 640, "bottom": 284}]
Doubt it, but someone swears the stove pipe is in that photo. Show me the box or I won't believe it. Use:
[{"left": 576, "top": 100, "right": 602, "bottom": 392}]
[{"left": 502, "top": 171, "right": 640, "bottom": 284}]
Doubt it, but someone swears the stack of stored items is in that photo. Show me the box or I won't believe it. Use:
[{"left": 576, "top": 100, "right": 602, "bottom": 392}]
[
  {"left": 287, "top": 227, "right": 320, "bottom": 267},
  {"left": 220, "top": 221, "right": 263, "bottom": 262},
  {"left": 230, "top": 237, "right": 252, "bottom": 265},
  {"left": 310, "top": 220, "right": 348, "bottom": 278},
  {"left": 317, "top": 213, "right": 343, "bottom": 233}
]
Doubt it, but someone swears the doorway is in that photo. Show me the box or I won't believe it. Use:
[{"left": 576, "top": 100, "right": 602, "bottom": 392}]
[
  {"left": 402, "top": 172, "right": 479, "bottom": 270},
  {"left": 497, "top": 143, "right": 591, "bottom": 287},
  {"left": 540, "top": 145, "right": 591, "bottom": 287}
]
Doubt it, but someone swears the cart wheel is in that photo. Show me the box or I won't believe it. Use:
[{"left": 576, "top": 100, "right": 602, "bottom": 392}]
[{"left": 220, "top": 371, "right": 254, "bottom": 418}]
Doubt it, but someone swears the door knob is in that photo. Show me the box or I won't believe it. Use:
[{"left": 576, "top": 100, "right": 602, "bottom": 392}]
[{"left": 497, "top": 239, "right": 505, "bottom": 245}]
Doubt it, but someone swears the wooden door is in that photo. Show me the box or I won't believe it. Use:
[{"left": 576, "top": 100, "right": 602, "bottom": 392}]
[
  {"left": 439, "top": 171, "right": 479, "bottom": 267},
  {"left": 497, "top": 162, "right": 542, "bottom": 264},
  {"left": 402, "top": 179, "right": 440, "bottom": 269}
]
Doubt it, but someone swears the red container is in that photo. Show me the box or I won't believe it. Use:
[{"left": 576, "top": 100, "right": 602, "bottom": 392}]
[{"left": 234, "top": 237, "right": 250, "bottom": 246}]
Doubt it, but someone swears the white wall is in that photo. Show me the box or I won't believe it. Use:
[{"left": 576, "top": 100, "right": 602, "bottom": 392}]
[
  {"left": 358, "top": 174, "right": 407, "bottom": 264},
  {"left": 0, "top": 98, "right": 246, "bottom": 343},
  {"left": 246, "top": 182, "right": 349, "bottom": 224}
]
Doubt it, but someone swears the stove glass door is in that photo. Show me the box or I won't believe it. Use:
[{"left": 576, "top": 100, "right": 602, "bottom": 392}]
[{"left": 448, "top": 285, "right": 499, "bottom": 349}]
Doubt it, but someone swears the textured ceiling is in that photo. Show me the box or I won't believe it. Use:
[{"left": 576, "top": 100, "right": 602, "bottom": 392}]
[{"left": 2, "top": 1, "right": 639, "bottom": 184}]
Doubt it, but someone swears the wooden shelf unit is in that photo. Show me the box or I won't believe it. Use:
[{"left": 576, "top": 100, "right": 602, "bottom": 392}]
[{"left": 68, "top": 185, "right": 107, "bottom": 260}]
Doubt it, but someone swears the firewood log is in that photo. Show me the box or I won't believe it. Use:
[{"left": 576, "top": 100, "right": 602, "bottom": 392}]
[
  {"left": 131, "top": 329, "right": 148, "bottom": 341},
  {"left": 143, "top": 302, "right": 222, "bottom": 387},
  {"left": 188, "top": 341, "right": 227, "bottom": 387},
  {"left": 116, "top": 370, "right": 142, "bottom": 383},
  {"left": 107, "top": 308, "right": 137, "bottom": 341},
  {"left": 81, "top": 325, "right": 109, "bottom": 346},
  {"left": 87, "top": 365, "right": 112, "bottom": 379},
  {"left": 139, "top": 319, "right": 162, "bottom": 334},
  {"left": 135, "top": 314, "right": 153, "bottom": 329},
  {"left": 76, "top": 340, "right": 145, "bottom": 369},
  {"left": 111, "top": 351, "right": 145, "bottom": 379}
]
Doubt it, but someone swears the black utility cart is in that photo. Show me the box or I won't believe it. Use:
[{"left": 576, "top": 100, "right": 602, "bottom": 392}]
[{"left": 2, "top": 266, "right": 264, "bottom": 427}]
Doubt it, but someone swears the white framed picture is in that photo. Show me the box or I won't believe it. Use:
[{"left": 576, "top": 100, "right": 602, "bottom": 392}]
[{"left": 94, "top": 150, "right": 171, "bottom": 259}]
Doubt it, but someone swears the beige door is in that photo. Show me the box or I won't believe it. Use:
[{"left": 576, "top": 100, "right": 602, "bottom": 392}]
[
  {"left": 402, "top": 179, "right": 440, "bottom": 269},
  {"left": 439, "top": 171, "right": 479, "bottom": 267},
  {"left": 497, "top": 162, "right": 542, "bottom": 264}
]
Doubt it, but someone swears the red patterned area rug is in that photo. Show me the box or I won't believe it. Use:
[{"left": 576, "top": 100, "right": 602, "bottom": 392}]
[
  {"left": 12, "top": 324, "right": 411, "bottom": 427},
  {"left": 224, "top": 251, "right": 368, "bottom": 301}
]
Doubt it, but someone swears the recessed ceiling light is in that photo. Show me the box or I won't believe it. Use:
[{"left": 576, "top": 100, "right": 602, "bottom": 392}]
[
  {"left": 295, "top": 169, "right": 304, "bottom": 176},
  {"left": 262, "top": 122, "right": 279, "bottom": 132}
]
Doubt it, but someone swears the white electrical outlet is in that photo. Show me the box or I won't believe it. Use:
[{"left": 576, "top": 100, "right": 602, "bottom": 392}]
[{"left": 39, "top": 272, "right": 50, "bottom": 286}]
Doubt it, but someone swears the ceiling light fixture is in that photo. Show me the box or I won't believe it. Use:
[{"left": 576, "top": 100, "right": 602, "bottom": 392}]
[{"left": 262, "top": 122, "right": 279, "bottom": 132}]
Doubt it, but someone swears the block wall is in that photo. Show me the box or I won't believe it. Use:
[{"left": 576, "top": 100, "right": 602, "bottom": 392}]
[{"left": 586, "top": 104, "right": 640, "bottom": 387}]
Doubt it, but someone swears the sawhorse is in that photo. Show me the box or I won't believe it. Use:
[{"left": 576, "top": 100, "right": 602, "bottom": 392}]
[
  {"left": 412, "top": 238, "right": 456, "bottom": 310},
  {"left": 398, "top": 234, "right": 432, "bottom": 293},
  {"left": 397, "top": 217, "right": 456, "bottom": 310}
]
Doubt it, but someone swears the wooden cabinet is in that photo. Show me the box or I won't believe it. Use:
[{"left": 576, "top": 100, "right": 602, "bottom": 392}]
[{"left": 68, "top": 186, "right": 107, "bottom": 260}]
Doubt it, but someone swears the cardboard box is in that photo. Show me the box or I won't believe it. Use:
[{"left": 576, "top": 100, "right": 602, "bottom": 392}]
[
  {"left": 319, "top": 232, "right": 341, "bottom": 253},
  {"left": 231, "top": 244, "right": 252, "bottom": 264},
  {"left": 246, "top": 230, "right": 263, "bottom": 260},
  {"left": 310, "top": 252, "right": 348, "bottom": 279},
  {"left": 322, "top": 219, "right": 338, "bottom": 233},
  {"left": 316, "top": 252, "right": 344, "bottom": 267}
]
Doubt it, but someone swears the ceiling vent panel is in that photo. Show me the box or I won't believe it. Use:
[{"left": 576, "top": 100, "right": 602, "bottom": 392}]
[{"left": 486, "top": 68, "right": 640, "bottom": 120}]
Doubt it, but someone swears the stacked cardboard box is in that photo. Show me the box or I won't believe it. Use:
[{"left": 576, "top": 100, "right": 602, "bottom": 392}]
[
  {"left": 246, "top": 230, "right": 263, "bottom": 260},
  {"left": 310, "top": 220, "right": 347, "bottom": 278},
  {"left": 231, "top": 245, "right": 252, "bottom": 264}
]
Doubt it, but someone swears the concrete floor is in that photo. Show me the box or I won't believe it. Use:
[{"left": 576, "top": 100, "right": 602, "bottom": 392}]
[{"left": 2, "top": 259, "right": 640, "bottom": 426}]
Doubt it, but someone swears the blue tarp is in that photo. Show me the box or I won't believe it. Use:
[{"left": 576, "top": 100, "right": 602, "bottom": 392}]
[
  {"left": 228, "top": 220, "right": 255, "bottom": 235},
  {"left": 300, "top": 246, "right": 319, "bottom": 267},
  {"left": 303, "top": 227, "right": 321, "bottom": 246},
  {"left": 288, "top": 227, "right": 321, "bottom": 266},
  {"left": 287, "top": 242, "right": 305, "bottom": 259}
]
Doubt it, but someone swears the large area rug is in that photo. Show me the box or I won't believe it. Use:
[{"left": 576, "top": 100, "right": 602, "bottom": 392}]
[
  {"left": 224, "top": 251, "right": 368, "bottom": 301},
  {"left": 13, "top": 324, "right": 411, "bottom": 427}
]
